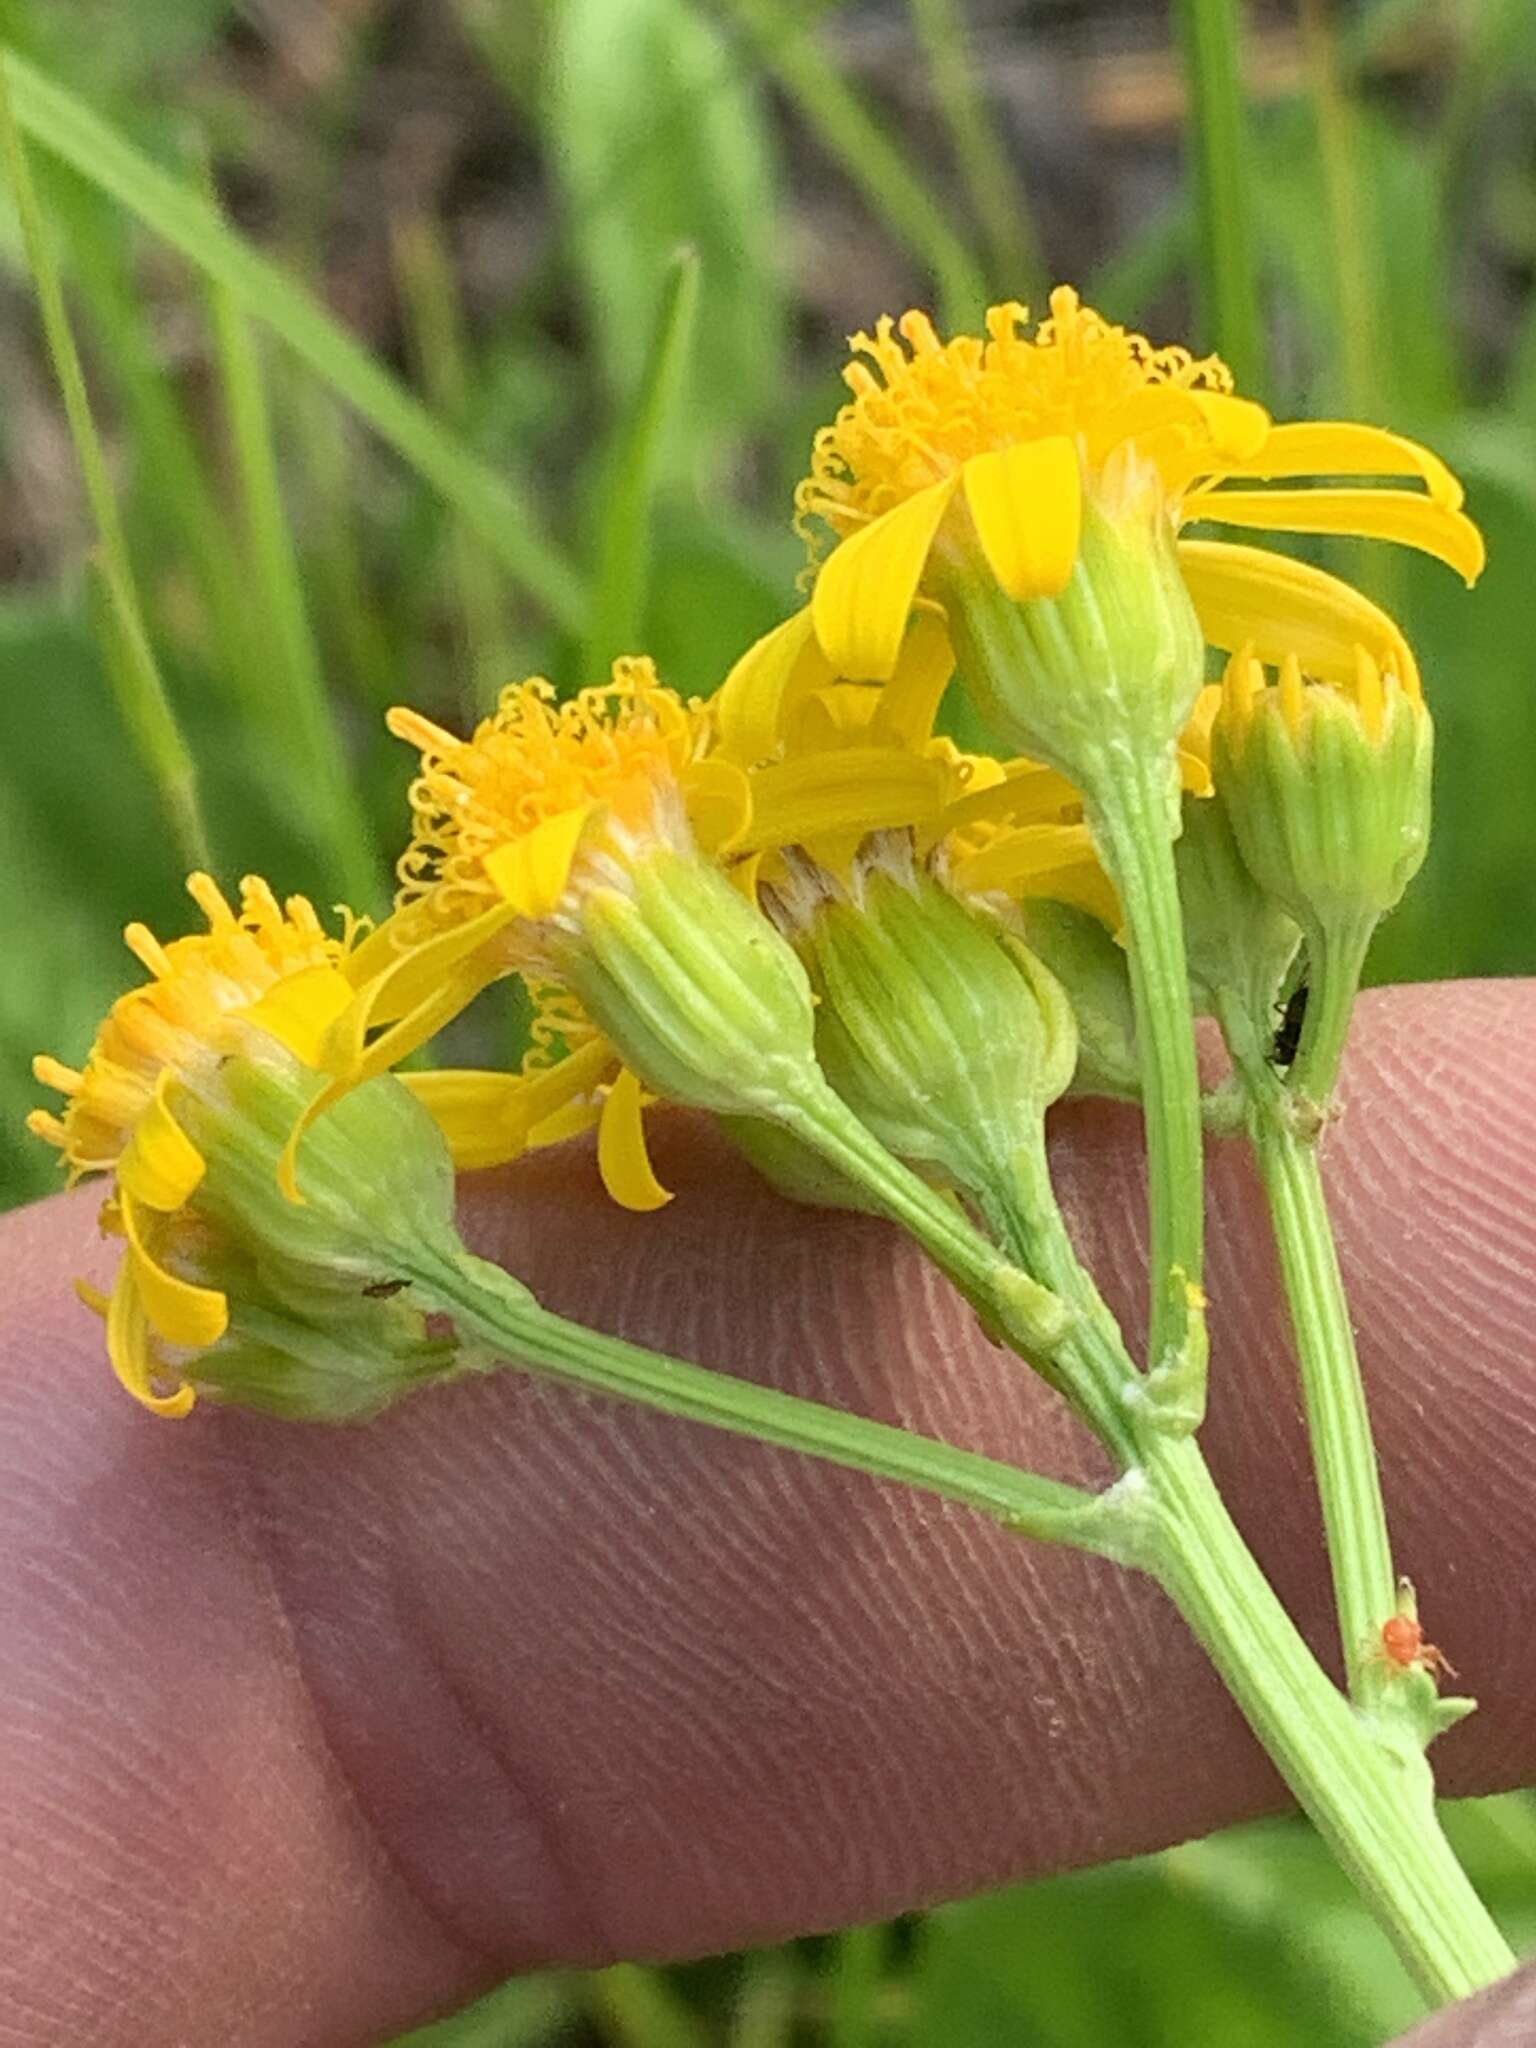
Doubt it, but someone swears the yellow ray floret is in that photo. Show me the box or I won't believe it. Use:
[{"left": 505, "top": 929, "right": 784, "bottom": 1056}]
[
  {"left": 29, "top": 874, "right": 362, "bottom": 1415},
  {"left": 791, "top": 284, "right": 1482, "bottom": 688}
]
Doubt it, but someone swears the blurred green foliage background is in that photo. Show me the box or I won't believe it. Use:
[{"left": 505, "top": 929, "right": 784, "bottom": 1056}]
[{"left": 1, "top": 0, "right": 1532, "bottom": 2040}]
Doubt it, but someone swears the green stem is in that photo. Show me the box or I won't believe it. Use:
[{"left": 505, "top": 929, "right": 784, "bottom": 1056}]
[
  {"left": 1288, "top": 915, "right": 1375, "bottom": 1107},
  {"left": 973, "top": 1131, "right": 1142, "bottom": 1463},
  {"left": 1253, "top": 1107, "right": 1396, "bottom": 1688},
  {"left": 1148, "top": 1432, "right": 1512, "bottom": 2005},
  {"left": 1218, "top": 983, "right": 1413, "bottom": 1717},
  {"left": 1088, "top": 752, "right": 1207, "bottom": 1373},
  {"left": 777, "top": 1078, "right": 1107, "bottom": 1419},
  {"left": 420, "top": 1231, "right": 1513, "bottom": 2005},
  {"left": 406, "top": 1246, "right": 1137, "bottom": 1562}
]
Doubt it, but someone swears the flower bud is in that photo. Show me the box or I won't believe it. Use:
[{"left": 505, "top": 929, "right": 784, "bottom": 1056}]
[
  {"left": 767, "top": 835, "right": 1077, "bottom": 1194},
  {"left": 1175, "top": 687, "right": 1301, "bottom": 1021},
  {"left": 560, "top": 841, "right": 825, "bottom": 1122},
  {"left": 1015, "top": 897, "right": 1142, "bottom": 1100},
  {"left": 1212, "top": 646, "right": 1432, "bottom": 942}
]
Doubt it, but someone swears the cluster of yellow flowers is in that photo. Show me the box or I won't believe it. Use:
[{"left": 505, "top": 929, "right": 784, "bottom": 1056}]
[{"left": 30, "top": 286, "right": 1479, "bottom": 1417}]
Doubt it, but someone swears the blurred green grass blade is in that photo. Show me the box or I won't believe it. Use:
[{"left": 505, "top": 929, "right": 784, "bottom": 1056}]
[
  {"left": 29, "top": 157, "right": 268, "bottom": 706},
  {"left": 1088, "top": 199, "right": 1191, "bottom": 319},
  {"left": 905, "top": 0, "right": 1042, "bottom": 296},
  {"left": 1298, "top": 0, "right": 1378, "bottom": 420},
  {"left": 87, "top": 558, "right": 209, "bottom": 869},
  {"left": 1173, "top": 0, "right": 1266, "bottom": 388},
  {"left": 719, "top": 0, "right": 988, "bottom": 326},
  {"left": 589, "top": 1962, "right": 709, "bottom": 2048},
  {"left": 387, "top": 1971, "right": 577, "bottom": 2045},
  {"left": 827, "top": 1921, "right": 886, "bottom": 2048},
  {"left": 204, "top": 258, "right": 382, "bottom": 908},
  {"left": 393, "top": 213, "right": 514, "bottom": 708},
  {"left": 729, "top": 1949, "right": 798, "bottom": 2048},
  {"left": 0, "top": 63, "right": 209, "bottom": 870},
  {"left": 581, "top": 245, "right": 700, "bottom": 679},
  {"left": 548, "top": 0, "right": 782, "bottom": 439},
  {"left": 0, "top": 44, "right": 586, "bottom": 633},
  {"left": 289, "top": 373, "right": 398, "bottom": 707},
  {"left": 67, "top": 198, "right": 272, "bottom": 718}
]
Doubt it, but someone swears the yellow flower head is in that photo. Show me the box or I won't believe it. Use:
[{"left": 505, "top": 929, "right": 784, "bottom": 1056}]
[
  {"left": 332, "top": 652, "right": 1010, "bottom": 1214},
  {"left": 29, "top": 875, "right": 361, "bottom": 1415},
  {"left": 798, "top": 286, "right": 1264, "bottom": 557},
  {"left": 388, "top": 661, "right": 741, "bottom": 943},
  {"left": 775, "top": 285, "right": 1480, "bottom": 782},
  {"left": 301, "top": 662, "right": 745, "bottom": 1208}
]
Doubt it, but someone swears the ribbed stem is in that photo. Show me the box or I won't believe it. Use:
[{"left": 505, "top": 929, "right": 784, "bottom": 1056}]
[
  {"left": 1256, "top": 1114, "right": 1397, "bottom": 1685},
  {"left": 1217, "top": 984, "right": 1398, "bottom": 1694},
  {"left": 1149, "top": 1433, "right": 1512, "bottom": 2004},
  {"left": 405, "top": 1247, "right": 1137, "bottom": 1561},
  {"left": 1088, "top": 752, "right": 1207, "bottom": 1371},
  {"left": 1289, "top": 914, "right": 1376, "bottom": 1106}
]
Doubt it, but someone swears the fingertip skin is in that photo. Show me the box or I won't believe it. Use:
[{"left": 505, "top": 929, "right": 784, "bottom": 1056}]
[
  {"left": 0, "top": 983, "right": 1534, "bottom": 2044},
  {"left": 1397, "top": 1963, "right": 1536, "bottom": 2046}
]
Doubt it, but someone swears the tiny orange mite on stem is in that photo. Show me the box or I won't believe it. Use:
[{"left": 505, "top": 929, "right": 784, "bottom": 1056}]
[{"left": 1380, "top": 1613, "right": 1458, "bottom": 1683}]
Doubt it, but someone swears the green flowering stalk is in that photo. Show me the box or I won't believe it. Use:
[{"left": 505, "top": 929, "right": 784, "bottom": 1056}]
[{"left": 27, "top": 285, "right": 1513, "bottom": 2018}]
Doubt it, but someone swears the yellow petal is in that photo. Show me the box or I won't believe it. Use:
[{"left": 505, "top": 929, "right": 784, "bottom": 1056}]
[
  {"left": 597, "top": 1067, "right": 672, "bottom": 1211},
  {"left": 106, "top": 1260, "right": 196, "bottom": 1418},
  {"left": 527, "top": 1096, "right": 604, "bottom": 1149},
  {"left": 727, "top": 850, "right": 765, "bottom": 903},
  {"left": 679, "top": 757, "right": 752, "bottom": 856},
  {"left": 1091, "top": 386, "right": 1269, "bottom": 483},
  {"left": 1177, "top": 539, "right": 1420, "bottom": 693},
  {"left": 282, "top": 955, "right": 506, "bottom": 1201},
  {"left": 870, "top": 607, "right": 957, "bottom": 749},
  {"left": 336, "top": 903, "right": 516, "bottom": 1045},
  {"left": 403, "top": 1037, "right": 615, "bottom": 1171},
  {"left": 1182, "top": 683, "right": 1225, "bottom": 769},
  {"left": 938, "top": 759, "right": 1082, "bottom": 835},
  {"left": 960, "top": 439, "right": 1082, "bottom": 601},
  {"left": 951, "top": 820, "right": 1096, "bottom": 890},
  {"left": 951, "top": 824, "right": 1122, "bottom": 929},
  {"left": 786, "top": 683, "right": 882, "bottom": 750},
  {"left": 239, "top": 963, "right": 356, "bottom": 1068},
  {"left": 1205, "top": 420, "right": 1465, "bottom": 509},
  {"left": 116, "top": 1072, "right": 205, "bottom": 1211},
  {"left": 1189, "top": 392, "right": 1273, "bottom": 463},
  {"left": 715, "top": 608, "right": 834, "bottom": 764},
  {"left": 1176, "top": 741, "right": 1215, "bottom": 799},
  {"left": 811, "top": 474, "right": 961, "bottom": 681},
  {"left": 120, "top": 1192, "right": 228, "bottom": 1350},
  {"left": 74, "top": 1277, "right": 110, "bottom": 1318},
  {"left": 1183, "top": 487, "right": 1484, "bottom": 584},
  {"left": 483, "top": 804, "right": 597, "bottom": 919},
  {"left": 742, "top": 747, "right": 951, "bottom": 853}
]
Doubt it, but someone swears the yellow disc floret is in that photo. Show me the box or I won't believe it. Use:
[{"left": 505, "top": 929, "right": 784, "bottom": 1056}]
[
  {"left": 388, "top": 660, "right": 718, "bottom": 940},
  {"left": 773, "top": 281, "right": 1479, "bottom": 793},
  {"left": 28, "top": 874, "right": 356, "bottom": 1184},
  {"left": 29, "top": 875, "right": 362, "bottom": 1416},
  {"left": 798, "top": 286, "right": 1250, "bottom": 551}
]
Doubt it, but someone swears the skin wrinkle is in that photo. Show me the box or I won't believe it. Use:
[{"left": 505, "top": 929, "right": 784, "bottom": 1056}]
[
  {"left": 230, "top": 1391, "right": 613, "bottom": 1973},
  {"left": 0, "top": 983, "right": 1534, "bottom": 2046},
  {"left": 230, "top": 1423, "right": 574, "bottom": 1981}
]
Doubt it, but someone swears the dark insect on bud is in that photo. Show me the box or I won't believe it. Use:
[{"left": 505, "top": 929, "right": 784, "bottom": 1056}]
[{"left": 1271, "top": 977, "right": 1310, "bottom": 1070}]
